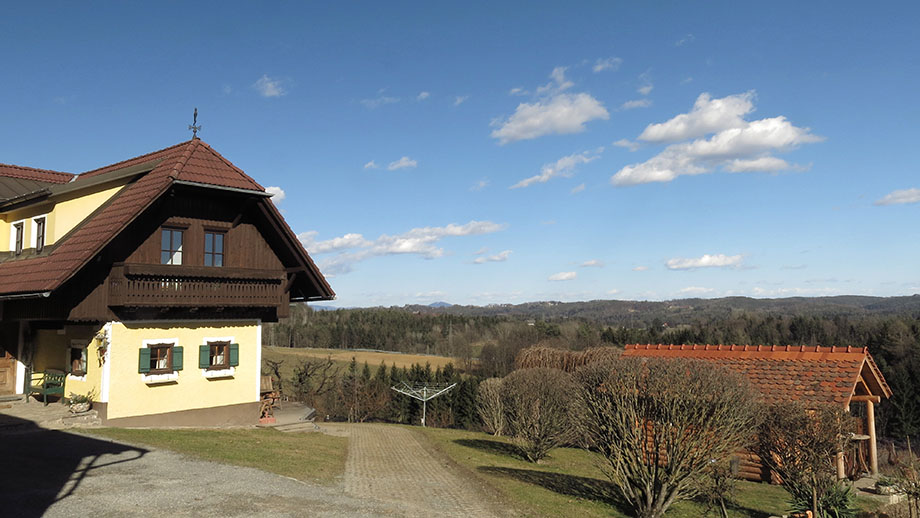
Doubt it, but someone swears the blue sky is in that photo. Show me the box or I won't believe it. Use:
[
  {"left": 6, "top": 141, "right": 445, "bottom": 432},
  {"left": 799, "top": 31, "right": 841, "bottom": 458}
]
[{"left": 1, "top": 2, "right": 918, "bottom": 307}]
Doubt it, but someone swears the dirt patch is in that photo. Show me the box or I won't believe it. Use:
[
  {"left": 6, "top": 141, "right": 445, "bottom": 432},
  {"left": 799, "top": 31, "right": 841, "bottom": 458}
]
[{"left": 343, "top": 424, "right": 507, "bottom": 518}]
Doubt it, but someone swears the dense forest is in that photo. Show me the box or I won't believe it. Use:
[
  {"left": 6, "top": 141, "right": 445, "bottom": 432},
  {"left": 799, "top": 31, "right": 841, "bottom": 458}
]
[{"left": 263, "top": 295, "right": 920, "bottom": 440}]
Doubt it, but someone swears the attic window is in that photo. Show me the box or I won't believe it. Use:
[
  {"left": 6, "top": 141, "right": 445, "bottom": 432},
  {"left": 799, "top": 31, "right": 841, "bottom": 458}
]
[
  {"left": 160, "top": 228, "right": 183, "bottom": 265},
  {"left": 34, "top": 217, "right": 46, "bottom": 253},
  {"left": 13, "top": 222, "right": 23, "bottom": 255}
]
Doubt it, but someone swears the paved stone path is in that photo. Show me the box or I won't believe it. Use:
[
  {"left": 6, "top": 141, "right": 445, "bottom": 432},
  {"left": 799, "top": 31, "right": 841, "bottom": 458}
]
[{"left": 343, "top": 424, "right": 503, "bottom": 518}]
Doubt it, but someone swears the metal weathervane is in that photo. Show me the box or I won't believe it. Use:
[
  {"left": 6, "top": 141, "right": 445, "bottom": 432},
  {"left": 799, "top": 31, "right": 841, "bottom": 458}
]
[
  {"left": 391, "top": 381, "right": 457, "bottom": 427},
  {"left": 188, "top": 108, "right": 201, "bottom": 138}
]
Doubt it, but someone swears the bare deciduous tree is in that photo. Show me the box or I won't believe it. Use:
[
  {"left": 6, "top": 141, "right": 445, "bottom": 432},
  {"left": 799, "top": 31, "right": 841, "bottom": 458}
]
[
  {"left": 754, "top": 402, "right": 856, "bottom": 517},
  {"left": 574, "top": 357, "right": 760, "bottom": 518},
  {"left": 476, "top": 377, "right": 505, "bottom": 436},
  {"left": 502, "top": 367, "right": 575, "bottom": 462},
  {"left": 290, "top": 356, "right": 339, "bottom": 404}
]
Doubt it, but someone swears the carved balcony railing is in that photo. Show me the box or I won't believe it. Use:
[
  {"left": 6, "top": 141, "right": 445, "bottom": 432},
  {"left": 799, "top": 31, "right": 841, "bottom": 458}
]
[{"left": 108, "top": 263, "right": 285, "bottom": 308}]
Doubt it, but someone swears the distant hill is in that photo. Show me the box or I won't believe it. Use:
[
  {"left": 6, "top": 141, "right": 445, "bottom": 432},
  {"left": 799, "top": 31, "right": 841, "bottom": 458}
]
[
  {"left": 428, "top": 301, "right": 453, "bottom": 308},
  {"left": 399, "top": 294, "right": 920, "bottom": 325}
]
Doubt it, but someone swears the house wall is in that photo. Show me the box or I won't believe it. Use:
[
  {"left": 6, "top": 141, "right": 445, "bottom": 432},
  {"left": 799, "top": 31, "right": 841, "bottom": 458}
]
[
  {"left": 105, "top": 320, "right": 260, "bottom": 423},
  {"left": 32, "top": 324, "right": 104, "bottom": 400}
]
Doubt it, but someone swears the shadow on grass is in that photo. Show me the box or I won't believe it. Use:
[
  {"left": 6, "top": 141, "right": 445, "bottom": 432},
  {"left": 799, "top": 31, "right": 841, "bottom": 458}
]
[
  {"left": 455, "top": 438, "right": 528, "bottom": 461},
  {"left": 479, "top": 466, "right": 629, "bottom": 511}
]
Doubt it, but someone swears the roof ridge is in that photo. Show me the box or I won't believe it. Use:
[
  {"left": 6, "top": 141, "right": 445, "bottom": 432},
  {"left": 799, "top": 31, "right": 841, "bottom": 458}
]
[
  {"left": 191, "top": 141, "right": 265, "bottom": 191},
  {"left": 79, "top": 140, "right": 194, "bottom": 177},
  {"left": 623, "top": 343, "right": 868, "bottom": 354}
]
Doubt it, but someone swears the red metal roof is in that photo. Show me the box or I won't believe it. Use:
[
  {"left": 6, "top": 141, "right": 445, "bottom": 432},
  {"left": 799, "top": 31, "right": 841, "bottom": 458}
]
[
  {"left": 0, "top": 139, "right": 324, "bottom": 298},
  {"left": 622, "top": 344, "right": 892, "bottom": 407}
]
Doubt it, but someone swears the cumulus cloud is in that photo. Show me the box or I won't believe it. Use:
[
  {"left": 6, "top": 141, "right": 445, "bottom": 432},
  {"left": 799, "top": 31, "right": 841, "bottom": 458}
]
[
  {"left": 388, "top": 156, "right": 418, "bottom": 171},
  {"left": 613, "top": 139, "right": 640, "bottom": 152},
  {"left": 612, "top": 92, "right": 823, "bottom": 186},
  {"left": 510, "top": 151, "right": 599, "bottom": 189},
  {"left": 454, "top": 95, "right": 469, "bottom": 106},
  {"left": 416, "top": 91, "right": 430, "bottom": 101},
  {"left": 666, "top": 253, "right": 743, "bottom": 270},
  {"left": 491, "top": 67, "right": 609, "bottom": 144},
  {"left": 363, "top": 160, "right": 379, "bottom": 169},
  {"left": 581, "top": 259, "right": 604, "bottom": 267},
  {"left": 875, "top": 188, "right": 920, "bottom": 206},
  {"left": 301, "top": 221, "right": 506, "bottom": 274},
  {"left": 470, "top": 179, "right": 490, "bottom": 191},
  {"left": 607, "top": 289, "right": 620, "bottom": 295},
  {"left": 679, "top": 286, "right": 714, "bottom": 294},
  {"left": 637, "top": 72, "right": 653, "bottom": 96},
  {"left": 548, "top": 271, "right": 577, "bottom": 281},
  {"left": 265, "top": 186, "right": 286, "bottom": 205},
  {"left": 622, "top": 99, "right": 652, "bottom": 110},
  {"left": 253, "top": 75, "right": 286, "bottom": 97},
  {"left": 633, "top": 265, "right": 649, "bottom": 271},
  {"left": 509, "top": 87, "right": 527, "bottom": 96},
  {"left": 593, "top": 57, "right": 623, "bottom": 73},
  {"left": 473, "top": 250, "right": 512, "bottom": 264},
  {"left": 570, "top": 183, "right": 586, "bottom": 194}
]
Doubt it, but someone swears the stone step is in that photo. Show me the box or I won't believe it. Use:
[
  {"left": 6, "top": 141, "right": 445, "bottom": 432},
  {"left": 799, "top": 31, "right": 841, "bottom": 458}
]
[
  {"left": 59, "top": 410, "right": 102, "bottom": 428},
  {"left": 274, "top": 421, "right": 319, "bottom": 433}
]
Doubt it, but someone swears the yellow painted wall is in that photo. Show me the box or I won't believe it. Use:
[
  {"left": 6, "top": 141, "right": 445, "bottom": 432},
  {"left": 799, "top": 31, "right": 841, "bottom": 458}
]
[
  {"left": 33, "top": 325, "right": 103, "bottom": 400},
  {"left": 0, "top": 182, "right": 126, "bottom": 252},
  {"left": 106, "top": 320, "right": 259, "bottom": 420}
]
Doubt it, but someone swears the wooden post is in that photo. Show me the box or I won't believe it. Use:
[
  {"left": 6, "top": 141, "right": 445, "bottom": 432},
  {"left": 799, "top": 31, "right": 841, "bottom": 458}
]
[
  {"left": 867, "top": 399, "right": 878, "bottom": 476},
  {"left": 836, "top": 451, "right": 846, "bottom": 480}
]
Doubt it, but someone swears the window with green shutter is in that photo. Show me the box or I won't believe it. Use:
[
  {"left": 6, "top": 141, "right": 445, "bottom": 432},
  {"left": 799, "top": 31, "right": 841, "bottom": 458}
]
[
  {"left": 140, "top": 343, "right": 181, "bottom": 374},
  {"left": 200, "top": 341, "right": 239, "bottom": 373}
]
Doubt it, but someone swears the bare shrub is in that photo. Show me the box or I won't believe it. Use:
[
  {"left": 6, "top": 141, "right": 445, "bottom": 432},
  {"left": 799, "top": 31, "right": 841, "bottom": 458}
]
[
  {"left": 477, "top": 377, "right": 505, "bottom": 436},
  {"left": 754, "top": 402, "right": 856, "bottom": 518},
  {"left": 515, "top": 345, "right": 620, "bottom": 372},
  {"left": 502, "top": 367, "right": 575, "bottom": 462},
  {"left": 573, "top": 357, "right": 760, "bottom": 518}
]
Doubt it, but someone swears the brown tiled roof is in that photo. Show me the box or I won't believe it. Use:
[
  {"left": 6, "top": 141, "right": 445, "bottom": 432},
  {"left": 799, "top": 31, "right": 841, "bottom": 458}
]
[
  {"left": 622, "top": 344, "right": 892, "bottom": 407},
  {"left": 0, "top": 164, "right": 74, "bottom": 184},
  {"left": 0, "top": 139, "right": 297, "bottom": 296}
]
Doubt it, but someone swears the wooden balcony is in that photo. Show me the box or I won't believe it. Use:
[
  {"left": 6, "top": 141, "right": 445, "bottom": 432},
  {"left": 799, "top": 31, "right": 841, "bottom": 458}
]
[{"left": 107, "top": 263, "right": 285, "bottom": 308}]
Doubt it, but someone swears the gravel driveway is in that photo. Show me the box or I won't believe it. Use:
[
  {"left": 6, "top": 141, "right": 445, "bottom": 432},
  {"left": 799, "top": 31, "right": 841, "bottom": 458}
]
[{"left": 1, "top": 424, "right": 506, "bottom": 518}]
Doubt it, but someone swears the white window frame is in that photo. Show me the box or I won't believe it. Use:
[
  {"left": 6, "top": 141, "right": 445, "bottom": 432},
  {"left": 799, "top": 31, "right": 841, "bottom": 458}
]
[
  {"left": 202, "top": 335, "right": 235, "bottom": 379},
  {"left": 141, "top": 338, "right": 180, "bottom": 384},
  {"left": 9, "top": 219, "right": 25, "bottom": 253},
  {"left": 67, "top": 339, "right": 89, "bottom": 382},
  {"left": 31, "top": 214, "right": 48, "bottom": 250}
]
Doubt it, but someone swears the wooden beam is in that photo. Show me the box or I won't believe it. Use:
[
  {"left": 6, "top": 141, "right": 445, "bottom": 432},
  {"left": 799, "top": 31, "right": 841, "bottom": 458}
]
[
  {"left": 284, "top": 273, "right": 298, "bottom": 294},
  {"left": 867, "top": 399, "right": 878, "bottom": 476},
  {"left": 850, "top": 395, "right": 881, "bottom": 403}
]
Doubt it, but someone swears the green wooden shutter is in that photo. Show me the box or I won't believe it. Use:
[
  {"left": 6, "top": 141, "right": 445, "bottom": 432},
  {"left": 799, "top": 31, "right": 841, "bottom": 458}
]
[
  {"left": 172, "top": 346, "right": 184, "bottom": 371},
  {"left": 199, "top": 345, "right": 210, "bottom": 369},
  {"left": 138, "top": 348, "right": 151, "bottom": 373},
  {"left": 229, "top": 343, "right": 239, "bottom": 367}
]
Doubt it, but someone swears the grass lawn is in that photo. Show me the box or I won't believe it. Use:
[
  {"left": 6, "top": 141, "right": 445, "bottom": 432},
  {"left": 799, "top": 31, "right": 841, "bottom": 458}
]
[
  {"left": 419, "top": 427, "right": 882, "bottom": 518},
  {"left": 85, "top": 427, "right": 347, "bottom": 484}
]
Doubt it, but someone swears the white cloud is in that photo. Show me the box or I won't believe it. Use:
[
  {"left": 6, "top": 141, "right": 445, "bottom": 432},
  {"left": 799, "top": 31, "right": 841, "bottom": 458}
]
[
  {"left": 492, "top": 93, "right": 609, "bottom": 144},
  {"left": 360, "top": 95, "right": 400, "bottom": 109},
  {"left": 472, "top": 247, "right": 489, "bottom": 255},
  {"left": 454, "top": 95, "right": 469, "bottom": 106},
  {"left": 265, "top": 186, "right": 286, "bottom": 205},
  {"left": 679, "top": 286, "right": 714, "bottom": 295},
  {"left": 613, "top": 139, "right": 640, "bottom": 152},
  {"left": 416, "top": 91, "right": 430, "bottom": 101},
  {"left": 581, "top": 259, "right": 604, "bottom": 268},
  {"left": 470, "top": 179, "right": 490, "bottom": 191},
  {"left": 607, "top": 289, "right": 620, "bottom": 295},
  {"left": 548, "top": 271, "right": 577, "bottom": 281},
  {"left": 363, "top": 160, "right": 379, "bottom": 169},
  {"left": 681, "top": 77, "right": 694, "bottom": 84},
  {"left": 571, "top": 183, "right": 586, "bottom": 194},
  {"left": 511, "top": 151, "right": 599, "bottom": 189},
  {"left": 387, "top": 156, "right": 418, "bottom": 171},
  {"left": 415, "top": 290, "right": 446, "bottom": 299},
  {"left": 509, "top": 87, "right": 527, "bottom": 96},
  {"left": 675, "top": 34, "right": 696, "bottom": 47},
  {"left": 303, "top": 221, "right": 507, "bottom": 274},
  {"left": 491, "top": 67, "right": 609, "bottom": 144},
  {"left": 253, "top": 75, "right": 285, "bottom": 97},
  {"left": 637, "top": 72, "right": 653, "bottom": 96},
  {"left": 622, "top": 99, "right": 652, "bottom": 110},
  {"left": 593, "top": 57, "right": 623, "bottom": 73},
  {"left": 639, "top": 92, "right": 755, "bottom": 143},
  {"left": 666, "top": 254, "right": 743, "bottom": 270},
  {"left": 473, "top": 250, "right": 512, "bottom": 264},
  {"left": 875, "top": 188, "right": 920, "bottom": 206},
  {"left": 633, "top": 265, "right": 649, "bottom": 271},
  {"left": 612, "top": 92, "right": 823, "bottom": 186}
]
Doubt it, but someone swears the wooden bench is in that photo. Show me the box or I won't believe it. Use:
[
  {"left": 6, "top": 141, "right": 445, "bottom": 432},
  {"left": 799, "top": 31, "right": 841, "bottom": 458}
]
[
  {"left": 30, "top": 370, "right": 66, "bottom": 406},
  {"left": 259, "top": 375, "right": 281, "bottom": 422}
]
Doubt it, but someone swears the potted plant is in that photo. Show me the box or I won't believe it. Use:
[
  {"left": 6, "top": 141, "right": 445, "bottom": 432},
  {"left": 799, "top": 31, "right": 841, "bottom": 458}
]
[
  {"left": 875, "top": 476, "right": 897, "bottom": 495},
  {"left": 68, "top": 390, "right": 94, "bottom": 414}
]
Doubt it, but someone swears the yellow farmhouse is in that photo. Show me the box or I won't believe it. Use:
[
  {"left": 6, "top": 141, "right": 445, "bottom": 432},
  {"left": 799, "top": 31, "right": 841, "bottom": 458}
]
[{"left": 0, "top": 139, "right": 334, "bottom": 426}]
